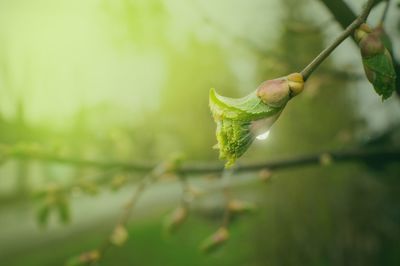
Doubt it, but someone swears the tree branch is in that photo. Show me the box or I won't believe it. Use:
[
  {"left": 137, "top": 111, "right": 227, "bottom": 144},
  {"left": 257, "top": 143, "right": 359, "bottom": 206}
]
[
  {"left": 4, "top": 146, "right": 400, "bottom": 176},
  {"left": 318, "top": 0, "right": 400, "bottom": 96},
  {"left": 318, "top": 0, "right": 384, "bottom": 29},
  {"left": 93, "top": 171, "right": 155, "bottom": 265},
  {"left": 301, "top": 0, "right": 376, "bottom": 80}
]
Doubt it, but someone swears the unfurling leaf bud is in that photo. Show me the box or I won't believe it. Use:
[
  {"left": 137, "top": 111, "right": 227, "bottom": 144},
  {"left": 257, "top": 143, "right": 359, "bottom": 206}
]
[
  {"left": 355, "top": 23, "right": 396, "bottom": 100},
  {"left": 209, "top": 73, "right": 304, "bottom": 167},
  {"left": 201, "top": 227, "right": 229, "bottom": 253},
  {"left": 164, "top": 206, "right": 188, "bottom": 233},
  {"left": 256, "top": 72, "right": 304, "bottom": 107},
  {"left": 36, "top": 184, "right": 71, "bottom": 226},
  {"left": 110, "top": 225, "right": 129, "bottom": 246}
]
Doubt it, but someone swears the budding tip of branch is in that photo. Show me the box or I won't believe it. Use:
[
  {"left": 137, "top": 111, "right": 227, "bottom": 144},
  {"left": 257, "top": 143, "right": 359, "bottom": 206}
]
[
  {"left": 287, "top": 72, "right": 304, "bottom": 96},
  {"left": 355, "top": 23, "right": 372, "bottom": 43},
  {"left": 256, "top": 78, "right": 290, "bottom": 107}
]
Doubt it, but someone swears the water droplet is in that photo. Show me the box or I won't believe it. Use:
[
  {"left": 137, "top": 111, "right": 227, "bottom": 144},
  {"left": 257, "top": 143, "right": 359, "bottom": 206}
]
[{"left": 256, "top": 130, "right": 270, "bottom": 140}]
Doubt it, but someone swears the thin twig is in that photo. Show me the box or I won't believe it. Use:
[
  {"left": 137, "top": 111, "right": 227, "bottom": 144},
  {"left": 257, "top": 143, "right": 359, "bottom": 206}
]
[
  {"left": 91, "top": 164, "right": 163, "bottom": 265},
  {"left": 221, "top": 168, "right": 234, "bottom": 228},
  {"left": 93, "top": 177, "right": 149, "bottom": 264},
  {"left": 319, "top": 0, "right": 400, "bottom": 97},
  {"left": 178, "top": 175, "right": 191, "bottom": 208},
  {"left": 301, "top": 0, "right": 376, "bottom": 80}
]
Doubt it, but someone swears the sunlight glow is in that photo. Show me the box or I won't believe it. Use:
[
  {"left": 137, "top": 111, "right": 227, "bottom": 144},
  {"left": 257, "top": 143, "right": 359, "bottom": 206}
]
[{"left": 256, "top": 130, "right": 270, "bottom": 140}]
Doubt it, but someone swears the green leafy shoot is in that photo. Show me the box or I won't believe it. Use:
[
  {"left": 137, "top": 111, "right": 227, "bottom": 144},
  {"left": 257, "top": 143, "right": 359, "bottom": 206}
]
[{"left": 209, "top": 73, "right": 304, "bottom": 167}]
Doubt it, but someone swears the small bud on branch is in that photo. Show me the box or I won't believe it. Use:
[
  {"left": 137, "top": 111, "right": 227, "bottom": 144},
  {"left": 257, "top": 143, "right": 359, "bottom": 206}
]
[{"left": 355, "top": 23, "right": 396, "bottom": 100}]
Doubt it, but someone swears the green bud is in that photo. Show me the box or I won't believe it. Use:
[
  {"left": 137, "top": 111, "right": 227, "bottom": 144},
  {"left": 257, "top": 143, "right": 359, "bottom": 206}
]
[
  {"left": 37, "top": 205, "right": 50, "bottom": 227},
  {"left": 355, "top": 23, "right": 396, "bottom": 100}
]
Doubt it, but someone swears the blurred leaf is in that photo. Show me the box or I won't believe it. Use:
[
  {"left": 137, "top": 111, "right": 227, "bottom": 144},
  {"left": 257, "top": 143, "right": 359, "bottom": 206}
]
[
  {"left": 33, "top": 189, "right": 48, "bottom": 200},
  {"left": 35, "top": 183, "right": 71, "bottom": 226},
  {"left": 37, "top": 205, "right": 50, "bottom": 227},
  {"left": 57, "top": 200, "right": 70, "bottom": 224}
]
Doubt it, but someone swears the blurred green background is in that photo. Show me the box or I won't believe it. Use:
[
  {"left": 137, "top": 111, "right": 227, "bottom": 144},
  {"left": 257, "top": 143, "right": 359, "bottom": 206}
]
[{"left": 0, "top": 0, "right": 400, "bottom": 265}]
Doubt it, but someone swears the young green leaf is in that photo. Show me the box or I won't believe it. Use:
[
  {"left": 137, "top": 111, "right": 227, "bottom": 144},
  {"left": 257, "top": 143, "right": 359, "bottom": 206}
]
[
  {"left": 37, "top": 205, "right": 50, "bottom": 227},
  {"left": 209, "top": 73, "right": 304, "bottom": 166},
  {"left": 355, "top": 23, "right": 396, "bottom": 100}
]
